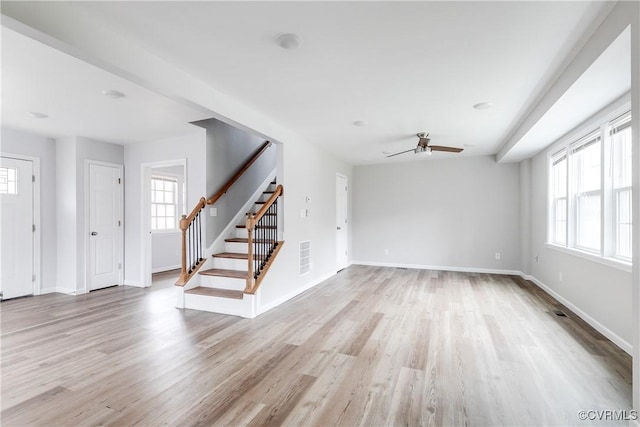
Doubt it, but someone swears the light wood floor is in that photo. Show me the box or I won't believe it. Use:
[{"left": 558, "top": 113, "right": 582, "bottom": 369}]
[{"left": 1, "top": 266, "right": 632, "bottom": 426}]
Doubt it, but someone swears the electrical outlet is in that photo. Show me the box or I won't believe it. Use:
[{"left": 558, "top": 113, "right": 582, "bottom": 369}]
[
  {"left": 559, "top": 272, "right": 563, "bottom": 282},
  {"left": 210, "top": 207, "right": 217, "bottom": 217},
  {"left": 495, "top": 252, "right": 501, "bottom": 260}
]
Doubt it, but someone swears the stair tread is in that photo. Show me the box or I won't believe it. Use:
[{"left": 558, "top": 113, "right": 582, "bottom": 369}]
[
  {"left": 199, "top": 268, "right": 247, "bottom": 279},
  {"left": 236, "top": 224, "right": 277, "bottom": 229},
  {"left": 213, "top": 252, "right": 256, "bottom": 260},
  {"left": 185, "top": 286, "right": 244, "bottom": 299},
  {"left": 225, "top": 237, "right": 275, "bottom": 243}
]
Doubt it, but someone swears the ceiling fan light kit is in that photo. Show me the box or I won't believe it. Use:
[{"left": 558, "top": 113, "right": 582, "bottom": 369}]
[{"left": 386, "top": 132, "right": 463, "bottom": 158}]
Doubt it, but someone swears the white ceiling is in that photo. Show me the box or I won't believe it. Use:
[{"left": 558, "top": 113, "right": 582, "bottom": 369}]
[
  {"left": 500, "top": 26, "right": 631, "bottom": 162},
  {"left": 1, "top": 26, "right": 209, "bottom": 144},
  {"left": 1, "top": 1, "right": 626, "bottom": 164}
]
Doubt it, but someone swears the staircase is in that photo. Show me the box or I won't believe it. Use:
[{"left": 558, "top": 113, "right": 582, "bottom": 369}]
[{"left": 180, "top": 180, "right": 283, "bottom": 317}]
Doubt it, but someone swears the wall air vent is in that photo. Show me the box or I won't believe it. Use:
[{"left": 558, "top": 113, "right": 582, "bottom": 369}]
[{"left": 299, "top": 241, "right": 311, "bottom": 275}]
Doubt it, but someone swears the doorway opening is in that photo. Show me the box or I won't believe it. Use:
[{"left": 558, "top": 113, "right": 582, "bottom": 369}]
[{"left": 141, "top": 160, "right": 187, "bottom": 287}]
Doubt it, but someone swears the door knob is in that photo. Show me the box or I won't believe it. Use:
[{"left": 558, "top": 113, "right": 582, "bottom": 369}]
[
  {"left": 337, "top": 227, "right": 341, "bottom": 230},
  {"left": 91, "top": 231, "right": 98, "bottom": 236}
]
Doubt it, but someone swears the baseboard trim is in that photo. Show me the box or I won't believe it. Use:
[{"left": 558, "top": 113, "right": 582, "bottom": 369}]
[
  {"left": 39, "top": 287, "right": 57, "bottom": 295},
  {"left": 351, "top": 260, "right": 521, "bottom": 276},
  {"left": 55, "top": 287, "right": 76, "bottom": 295},
  {"left": 124, "top": 280, "right": 148, "bottom": 288},
  {"left": 257, "top": 271, "right": 336, "bottom": 316},
  {"left": 520, "top": 273, "right": 633, "bottom": 355}
]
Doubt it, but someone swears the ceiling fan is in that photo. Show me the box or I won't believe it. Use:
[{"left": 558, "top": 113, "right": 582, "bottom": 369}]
[{"left": 386, "top": 133, "right": 464, "bottom": 158}]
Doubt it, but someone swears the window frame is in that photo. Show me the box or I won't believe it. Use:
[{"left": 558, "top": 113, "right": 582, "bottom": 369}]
[
  {"left": 151, "top": 175, "right": 180, "bottom": 233},
  {"left": 547, "top": 105, "right": 632, "bottom": 271}
]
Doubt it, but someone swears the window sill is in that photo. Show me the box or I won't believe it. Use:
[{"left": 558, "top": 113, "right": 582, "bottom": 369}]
[
  {"left": 151, "top": 230, "right": 180, "bottom": 235},
  {"left": 545, "top": 243, "right": 632, "bottom": 273}
]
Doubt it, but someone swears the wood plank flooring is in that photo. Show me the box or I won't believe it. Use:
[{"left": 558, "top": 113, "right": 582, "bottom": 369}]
[{"left": 1, "top": 266, "right": 632, "bottom": 426}]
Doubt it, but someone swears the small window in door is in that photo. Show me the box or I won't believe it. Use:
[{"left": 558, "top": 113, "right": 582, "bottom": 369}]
[{"left": 0, "top": 167, "right": 18, "bottom": 194}]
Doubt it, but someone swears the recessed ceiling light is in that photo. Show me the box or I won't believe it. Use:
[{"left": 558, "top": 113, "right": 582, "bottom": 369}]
[
  {"left": 26, "top": 111, "right": 48, "bottom": 119},
  {"left": 102, "top": 89, "right": 126, "bottom": 99},
  {"left": 353, "top": 120, "right": 368, "bottom": 127},
  {"left": 276, "top": 33, "right": 303, "bottom": 50},
  {"left": 464, "top": 144, "right": 476, "bottom": 147},
  {"left": 473, "top": 102, "right": 493, "bottom": 110}
]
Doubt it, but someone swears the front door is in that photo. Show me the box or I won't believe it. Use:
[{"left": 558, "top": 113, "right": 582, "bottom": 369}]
[
  {"left": 1, "top": 157, "right": 34, "bottom": 299},
  {"left": 336, "top": 174, "right": 348, "bottom": 271},
  {"left": 89, "top": 163, "right": 122, "bottom": 290}
]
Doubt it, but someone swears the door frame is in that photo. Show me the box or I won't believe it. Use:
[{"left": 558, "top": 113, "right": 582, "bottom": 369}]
[
  {"left": 84, "top": 160, "right": 124, "bottom": 293},
  {"left": 141, "top": 159, "right": 187, "bottom": 287},
  {"left": 336, "top": 172, "right": 349, "bottom": 271},
  {"left": 0, "top": 153, "right": 41, "bottom": 295}
]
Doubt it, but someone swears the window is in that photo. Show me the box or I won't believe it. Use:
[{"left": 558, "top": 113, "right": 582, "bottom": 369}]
[
  {"left": 572, "top": 134, "right": 601, "bottom": 252},
  {"left": 611, "top": 114, "right": 632, "bottom": 259},
  {"left": 548, "top": 110, "right": 632, "bottom": 265},
  {"left": 151, "top": 176, "right": 178, "bottom": 231},
  {"left": 0, "top": 167, "right": 18, "bottom": 194},
  {"left": 550, "top": 151, "right": 567, "bottom": 245}
]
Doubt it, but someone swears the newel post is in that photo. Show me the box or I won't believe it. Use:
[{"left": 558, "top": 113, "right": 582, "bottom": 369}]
[{"left": 178, "top": 214, "right": 188, "bottom": 284}]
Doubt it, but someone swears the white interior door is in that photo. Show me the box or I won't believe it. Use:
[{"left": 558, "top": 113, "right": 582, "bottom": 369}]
[
  {"left": 0, "top": 157, "right": 34, "bottom": 299},
  {"left": 89, "top": 163, "right": 122, "bottom": 290},
  {"left": 336, "top": 174, "right": 348, "bottom": 271}
]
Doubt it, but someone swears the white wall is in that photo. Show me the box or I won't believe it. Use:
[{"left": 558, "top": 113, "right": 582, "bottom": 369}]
[
  {"left": 257, "top": 139, "right": 352, "bottom": 311},
  {"left": 194, "top": 118, "right": 277, "bottom": 246},
  {"left": 123, "top": 129, "right": 206, "bottom": 285},
  {"left": 529, "top": 150, "right": 633, "bottom": 349},
  {"left": 151, "top": 233, "right": 181, "bottom": 272},
  {"left": 352, "top": 156, "right": 520, "bottom": 272},
  {"left": 1, "top": 128, "right": 57, "bottom": 292}
]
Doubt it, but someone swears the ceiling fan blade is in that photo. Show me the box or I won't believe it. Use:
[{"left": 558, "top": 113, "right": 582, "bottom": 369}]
[
  {"left": 386, "top": 148, "right": 416, "bottom": 158},
  {"left": 429, "top": 145, "right": 464, "bottom": 153}
]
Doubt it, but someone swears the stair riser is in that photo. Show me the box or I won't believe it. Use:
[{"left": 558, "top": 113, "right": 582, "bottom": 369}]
[
  {"left": 184, "top": 293, "right": 254, "bottom": 317},
  {"left": 235, "top": 228, "right": 249, "bottom": 239},
  {"left": 213, "top": 257, "right": 249, "bottom": 271},
  {"left": 225, "top": 241, "right": 251, "bottom": 253},
  {"left": 199, "top": 275, "right": 246, "bottom": 291}
]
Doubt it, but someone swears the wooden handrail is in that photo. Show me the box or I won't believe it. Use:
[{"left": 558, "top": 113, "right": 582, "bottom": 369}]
[
  {"left": 182, "top": 197, "right": 207, "bottom": 225},
  {"left": 246, "top": 185, "right": 283, "bottom": 229},
  {"left": 207, "top": 141, "right": 273, "bottom": 206}
]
